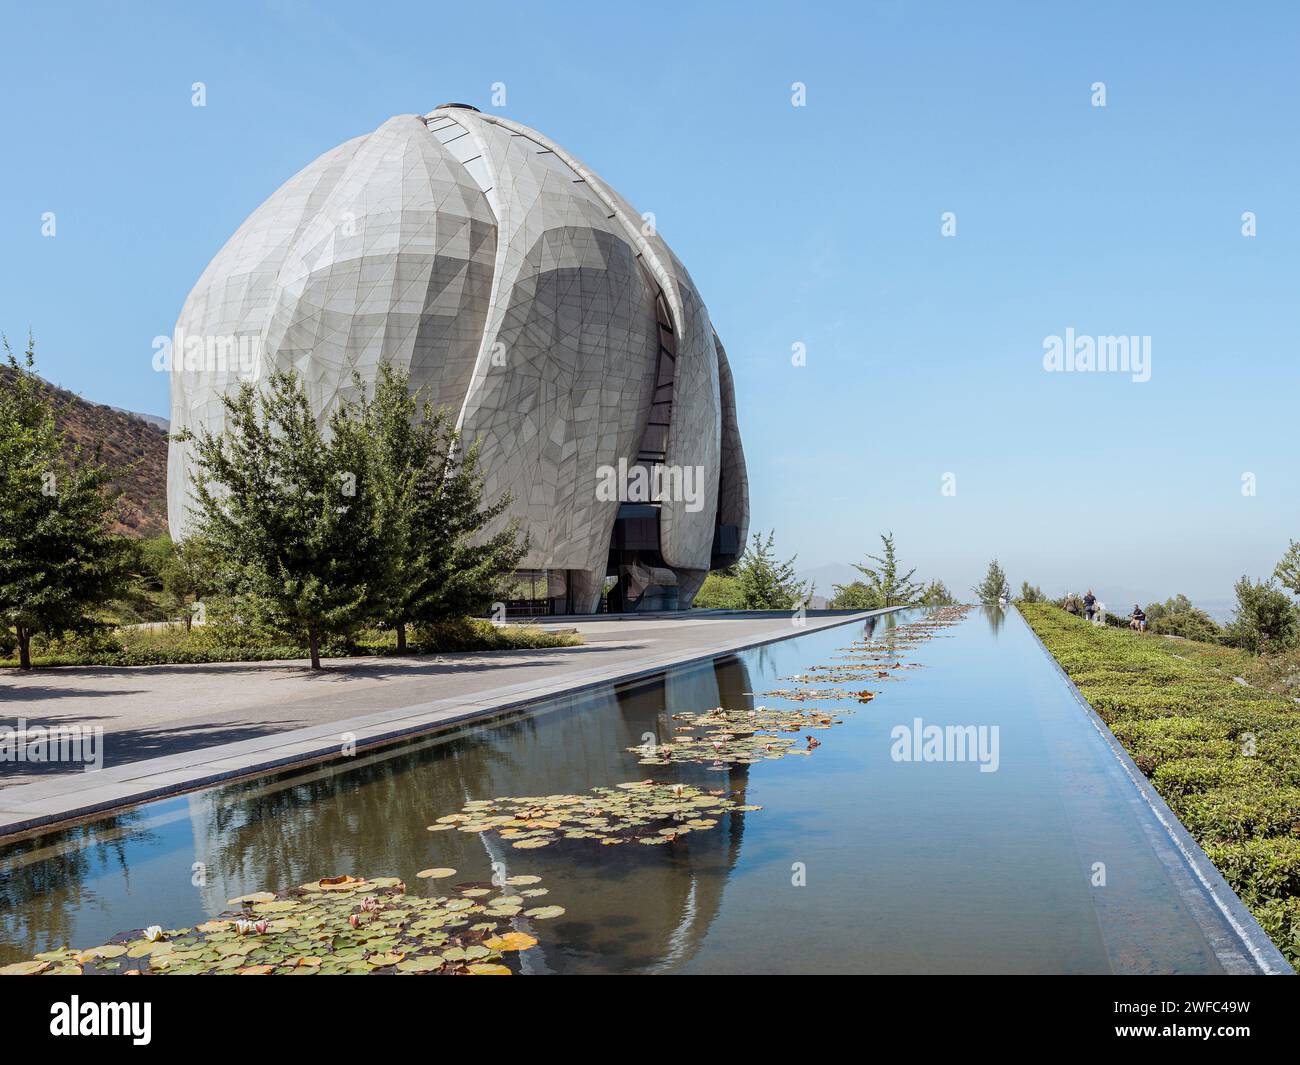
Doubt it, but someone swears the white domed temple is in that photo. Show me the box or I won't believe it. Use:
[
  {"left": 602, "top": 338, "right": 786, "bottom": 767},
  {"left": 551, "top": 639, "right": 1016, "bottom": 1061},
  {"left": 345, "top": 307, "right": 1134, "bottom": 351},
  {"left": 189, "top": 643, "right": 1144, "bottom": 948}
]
[{"left": 167, "top": 105, "right": 747, "bottom": 613}]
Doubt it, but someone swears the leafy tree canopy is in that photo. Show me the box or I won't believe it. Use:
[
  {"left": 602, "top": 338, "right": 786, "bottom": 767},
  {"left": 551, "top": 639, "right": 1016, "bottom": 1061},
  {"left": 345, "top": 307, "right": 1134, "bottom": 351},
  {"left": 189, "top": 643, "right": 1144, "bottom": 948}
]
[
  {"left": 0, "top": 335, "right": 130, "bottom": 668},
  {"left": 973, "top": 559, "right": 1011, "bottom": 604}
]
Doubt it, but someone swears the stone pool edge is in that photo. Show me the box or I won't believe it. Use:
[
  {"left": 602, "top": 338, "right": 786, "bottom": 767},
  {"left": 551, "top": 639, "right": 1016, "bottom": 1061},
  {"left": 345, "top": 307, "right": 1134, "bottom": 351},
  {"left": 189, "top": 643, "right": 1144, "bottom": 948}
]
[
  {"left": 0, "top": 608, "right": 900, "bottom": 842},
  {"left": 1014, "top": 606, "right": 1294, "bottom": 977}
]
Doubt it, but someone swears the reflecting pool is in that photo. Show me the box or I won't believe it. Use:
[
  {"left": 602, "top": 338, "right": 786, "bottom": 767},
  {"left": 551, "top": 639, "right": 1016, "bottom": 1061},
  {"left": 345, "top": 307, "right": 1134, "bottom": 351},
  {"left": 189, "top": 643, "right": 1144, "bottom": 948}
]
[{"left": 0, "top": 607, "right": 1254, "bottom": 973}]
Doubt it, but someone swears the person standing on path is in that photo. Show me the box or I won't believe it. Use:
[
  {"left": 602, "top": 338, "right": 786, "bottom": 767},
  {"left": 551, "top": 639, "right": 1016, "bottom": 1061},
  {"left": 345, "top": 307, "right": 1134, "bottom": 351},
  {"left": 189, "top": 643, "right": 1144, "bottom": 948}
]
[{"left": 1083, "top": 590, "right": 1097, "bottom": 622}]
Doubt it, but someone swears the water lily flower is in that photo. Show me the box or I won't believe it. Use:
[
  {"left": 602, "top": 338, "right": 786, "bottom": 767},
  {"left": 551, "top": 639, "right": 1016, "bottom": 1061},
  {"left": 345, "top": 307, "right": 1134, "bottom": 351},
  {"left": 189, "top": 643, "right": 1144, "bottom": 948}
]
[
  {"left": 348, "top": 914, "right": 360, "bottom": 928},
  {"left": 143, "top": 925, "right": 164, "bottom": 942},
  {"left": 254, "top": 920, "right": 268, "bottom": 934}
]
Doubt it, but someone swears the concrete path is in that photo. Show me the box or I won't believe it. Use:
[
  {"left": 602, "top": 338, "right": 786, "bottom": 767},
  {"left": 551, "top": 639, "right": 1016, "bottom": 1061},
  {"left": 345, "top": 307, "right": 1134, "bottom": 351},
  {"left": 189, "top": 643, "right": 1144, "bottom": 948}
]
[{"left": 0, "top": 610, "right": 878, "bottom": 837}]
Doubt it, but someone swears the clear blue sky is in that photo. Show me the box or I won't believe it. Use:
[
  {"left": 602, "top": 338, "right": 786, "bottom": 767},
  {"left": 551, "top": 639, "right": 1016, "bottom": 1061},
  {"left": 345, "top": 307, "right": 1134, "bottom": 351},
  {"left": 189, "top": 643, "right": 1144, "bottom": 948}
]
[{"left": 2, "top": 0, "right": 1297, "bottom": 609}]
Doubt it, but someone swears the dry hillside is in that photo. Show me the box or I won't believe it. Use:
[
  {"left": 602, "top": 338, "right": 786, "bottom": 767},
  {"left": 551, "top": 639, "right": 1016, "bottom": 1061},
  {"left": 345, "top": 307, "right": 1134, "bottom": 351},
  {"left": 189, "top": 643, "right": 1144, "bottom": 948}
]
[{"left": 4, "top": 368, "right": 169, "bottom": 537}]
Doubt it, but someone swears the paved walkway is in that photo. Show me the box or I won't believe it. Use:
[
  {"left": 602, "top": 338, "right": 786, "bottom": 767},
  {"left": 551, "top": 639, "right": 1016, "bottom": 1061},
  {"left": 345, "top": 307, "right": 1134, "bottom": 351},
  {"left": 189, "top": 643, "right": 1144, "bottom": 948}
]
[{"left": 0, "top": 610, "right": 876, "bottom": 836}]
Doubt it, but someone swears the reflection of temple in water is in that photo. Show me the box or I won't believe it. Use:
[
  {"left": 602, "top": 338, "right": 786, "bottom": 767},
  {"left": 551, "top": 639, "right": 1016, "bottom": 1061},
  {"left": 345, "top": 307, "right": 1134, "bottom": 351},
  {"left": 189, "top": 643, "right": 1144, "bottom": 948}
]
[{"left": 182, "top": 653, "right": 759, "bottom": 973}]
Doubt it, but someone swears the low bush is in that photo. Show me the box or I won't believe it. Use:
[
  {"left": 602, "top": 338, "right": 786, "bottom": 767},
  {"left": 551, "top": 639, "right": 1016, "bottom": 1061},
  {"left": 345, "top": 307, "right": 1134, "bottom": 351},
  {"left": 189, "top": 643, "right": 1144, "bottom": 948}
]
[
  {"left": 1171, "top": 785, "right": 1300, "bottom": 843},
  {"left": 412, "top": 617, "right": 580, "bottom": 652},
  {"left": 1151, "top": 756, "right": 1271, "bottom": 796},
  {"left": 1204, "top": 839, "right": 1300, "bottom": 906},
  {"left": 0, "top": 617, "right": 579, "bottom": 668},
  {"left": 1253, "top": 898, "right": 1300, "bottom": 965}
]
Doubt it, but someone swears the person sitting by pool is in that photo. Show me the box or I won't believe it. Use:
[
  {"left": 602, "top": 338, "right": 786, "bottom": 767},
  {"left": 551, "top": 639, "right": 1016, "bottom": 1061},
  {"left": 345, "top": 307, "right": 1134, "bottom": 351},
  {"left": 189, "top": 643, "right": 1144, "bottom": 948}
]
[{"left": 1129, "top": 605, "right": 1146, "bottom": 633}]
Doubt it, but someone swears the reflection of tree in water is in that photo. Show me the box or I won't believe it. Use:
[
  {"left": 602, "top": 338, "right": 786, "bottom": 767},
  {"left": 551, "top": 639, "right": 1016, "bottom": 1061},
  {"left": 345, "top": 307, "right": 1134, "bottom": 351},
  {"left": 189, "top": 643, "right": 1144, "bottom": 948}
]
[
  {"left": 192, "top": 713, "right": 548, "bottom": 907},
  {"left": 981, "top": 603, "right": 1005, "bottom": 636},
  {"left": 861, "top": 609, "right": 907, "bottom": 652},
  {"left": 187, "top": 654, "right": 760, "bottom": 973},
  {"left": 0, "top": 812, "right": 151, "bottom": 963}
]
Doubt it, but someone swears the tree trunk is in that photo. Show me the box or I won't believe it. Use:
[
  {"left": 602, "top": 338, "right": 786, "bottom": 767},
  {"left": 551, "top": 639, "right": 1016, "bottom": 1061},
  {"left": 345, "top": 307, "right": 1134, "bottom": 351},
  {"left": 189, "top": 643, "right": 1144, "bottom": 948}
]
[
  {"left": 17, "top": 626, "right": 31, "bottom": 670},
  {"left": 396, "top": 622, "right": 407, "bottom": 653},
  {"left": 184, "top": 608, "right": 192, "bottom": 633},
  {"left": 308, "top": 623, "right": 321, "bottom": 670}
]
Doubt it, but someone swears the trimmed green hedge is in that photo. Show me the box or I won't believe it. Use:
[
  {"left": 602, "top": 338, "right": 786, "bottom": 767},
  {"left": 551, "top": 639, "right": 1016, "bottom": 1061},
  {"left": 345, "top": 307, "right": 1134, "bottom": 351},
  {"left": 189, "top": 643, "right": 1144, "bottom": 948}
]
[
  {"left": 1, "top": 617, "right": 580, "bottom": 668},
  {"left": 1019, "top": 602, "right": 1300, "bottom": 970}
]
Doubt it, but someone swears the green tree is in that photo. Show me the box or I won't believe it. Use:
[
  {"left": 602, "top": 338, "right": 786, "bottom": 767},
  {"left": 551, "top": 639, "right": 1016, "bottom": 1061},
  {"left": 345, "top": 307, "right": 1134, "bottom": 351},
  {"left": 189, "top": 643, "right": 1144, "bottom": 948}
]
[
  {"left": 363, "top": 364, "right": 526, "bottom": 650},
  {"left": 693, "top": 567, "right": 745, "bottom": 609},
  {"left": 1143, "top": 594, "right": 1221, "bottom": 643},
  {"left": 1274, "top": 540, "right": 1300, "bottom": 600},
  {"left": 973, "top": 559, "right": 1010, "bottom": 604},
  {"left": 159, "top": 534, "right": 218, "bottom": 631},
  {"left": 1017, "top": 581, "right": 1047, "bottom": 604},
  {"left": 919, "top": 579, "right": 957, "bottom": 606},
  {"left": 1224, "top": 577, "right": 1299, "bottom": 654},
  {"left": 0, "top": 335, "right": 130, "bottom": 668},
  {"left": 181, "top": 370, "right": 380, "bottom": 669},
  {"left": 735, "top": 530, "right": 811, "bottom": 610},
  {"left": 842, "top": 532, "right": 923, "bottom": 607},
  {"left": 828, "top": 579, "right": 880, "bottom": 610}
]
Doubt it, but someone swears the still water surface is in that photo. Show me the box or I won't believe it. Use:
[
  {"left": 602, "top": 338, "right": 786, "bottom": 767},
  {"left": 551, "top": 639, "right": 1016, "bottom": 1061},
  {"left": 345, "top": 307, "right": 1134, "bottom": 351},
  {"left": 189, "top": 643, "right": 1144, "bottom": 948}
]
[{"left": 1, "top": 607, "right": 1236, "bottom": 973}]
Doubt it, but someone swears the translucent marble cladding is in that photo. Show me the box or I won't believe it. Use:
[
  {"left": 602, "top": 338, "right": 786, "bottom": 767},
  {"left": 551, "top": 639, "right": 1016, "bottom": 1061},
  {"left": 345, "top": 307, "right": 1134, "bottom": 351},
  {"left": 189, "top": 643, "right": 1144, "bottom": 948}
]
[{"left": 167, "top": 107, "right": 749, "bottom": 604}]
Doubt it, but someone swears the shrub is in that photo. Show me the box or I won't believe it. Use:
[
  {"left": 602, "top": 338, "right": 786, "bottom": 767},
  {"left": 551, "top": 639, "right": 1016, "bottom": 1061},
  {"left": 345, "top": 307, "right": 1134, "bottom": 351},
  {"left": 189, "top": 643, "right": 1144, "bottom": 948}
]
[
  {"left": 1170, "top": 785, "right": 1300, "bottom": 843},
  {"left": 1, "top": 617, "right": 579, "bottom": 668},
  {"left": 412, "top": 618, "right": 578, "bottom": 652},
  {"left": 1253, "top": 897, "right": 1300, "bottom": 965},
  {"left": 1151, "top": 756, "right": 1271, "bottom": 796},
  {"left": 1204, "top": 839, "right": 1300, "bottom": 906},
  {"left": 1224, "top": 577, "right": 1300, "bottom": 654}
]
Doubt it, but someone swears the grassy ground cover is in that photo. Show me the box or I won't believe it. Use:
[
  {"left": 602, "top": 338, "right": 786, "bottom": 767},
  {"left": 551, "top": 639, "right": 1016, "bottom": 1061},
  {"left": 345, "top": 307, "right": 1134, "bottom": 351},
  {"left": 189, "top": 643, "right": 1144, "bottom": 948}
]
[
  {"left": 0, "top": 618, "right": 580, "bottom": 669},
  {"left": 1019, "top": 602, "right": 1300, "bottom": 969}
]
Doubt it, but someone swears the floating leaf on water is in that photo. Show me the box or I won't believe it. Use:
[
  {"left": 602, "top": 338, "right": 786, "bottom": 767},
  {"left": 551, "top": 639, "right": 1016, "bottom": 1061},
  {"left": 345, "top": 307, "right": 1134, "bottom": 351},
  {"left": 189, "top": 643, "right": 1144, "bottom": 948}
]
[
  {"left": 0, "top": 960, "right": 51, "bottom": 976},
  {"left": 227, "top": 891, "right": 276, "bottom": 906},
  {"left": 396, "top": 956, "right": 444, "bottom": 973},
  {"left": 416, "top": 868, "right": 457, "bottom": 880},
  {"left": 484, "top": 932, "right": 538, "bottom": 951},
  {"left": 6, "top": 872, "right": 561, "bottom": 978},
  {"left": 524, "top": 906, "right": 565, "bottom": 920},
  {"left": 365, "top": 951, "right": 405, "bottom": 967}
]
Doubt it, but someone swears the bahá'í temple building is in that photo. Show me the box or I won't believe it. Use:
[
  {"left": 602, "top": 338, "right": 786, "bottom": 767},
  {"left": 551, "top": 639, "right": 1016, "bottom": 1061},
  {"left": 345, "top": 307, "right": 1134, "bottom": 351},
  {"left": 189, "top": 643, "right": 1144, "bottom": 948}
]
[{"left": 166, "top": 104, "right": 748, "bottom": 613}]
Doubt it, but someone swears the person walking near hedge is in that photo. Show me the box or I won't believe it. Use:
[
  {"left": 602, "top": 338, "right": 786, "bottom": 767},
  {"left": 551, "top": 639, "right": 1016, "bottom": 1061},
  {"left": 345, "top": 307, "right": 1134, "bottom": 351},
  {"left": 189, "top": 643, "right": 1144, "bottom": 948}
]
[{"left": 1083, "top": 590, "right": 1097, "bottom": 622}]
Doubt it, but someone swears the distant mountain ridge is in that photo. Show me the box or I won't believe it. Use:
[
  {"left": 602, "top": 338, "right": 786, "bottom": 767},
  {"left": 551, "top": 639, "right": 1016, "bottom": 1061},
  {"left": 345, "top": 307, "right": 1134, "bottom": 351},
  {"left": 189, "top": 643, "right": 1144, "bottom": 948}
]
[
  {"left": 4, "top": 368, "right": 169, "bottom": 537},
  {"left": 108, "top": 404, "right": 169, "bottom": 432}
]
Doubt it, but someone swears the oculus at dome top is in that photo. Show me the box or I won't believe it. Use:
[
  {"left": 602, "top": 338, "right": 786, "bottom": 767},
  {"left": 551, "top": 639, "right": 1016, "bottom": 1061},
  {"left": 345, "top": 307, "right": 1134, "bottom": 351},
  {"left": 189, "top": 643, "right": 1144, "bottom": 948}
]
[{"left": 167, "top": 105, "right": 748, "bottom": 613}]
